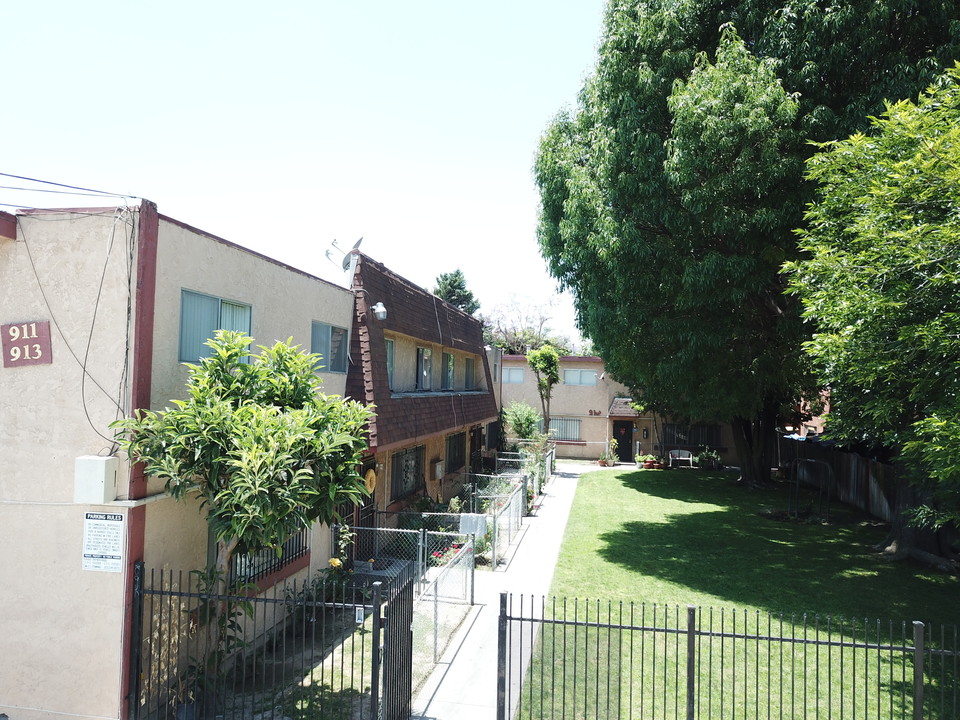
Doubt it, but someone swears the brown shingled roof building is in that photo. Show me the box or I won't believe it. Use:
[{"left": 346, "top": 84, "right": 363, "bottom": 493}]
[{"left": 345, "top": 252, "right": 499, "bottom": 518}]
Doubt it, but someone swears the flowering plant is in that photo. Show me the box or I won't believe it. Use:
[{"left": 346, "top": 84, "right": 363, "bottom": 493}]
[{"left": 429, "top": 542, "right": 464, "bottom": 566}]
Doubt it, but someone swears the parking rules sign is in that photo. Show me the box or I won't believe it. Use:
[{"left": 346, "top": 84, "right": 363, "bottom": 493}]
[{"left": 82, "top": 512, "right": 125, "bottom": 572}]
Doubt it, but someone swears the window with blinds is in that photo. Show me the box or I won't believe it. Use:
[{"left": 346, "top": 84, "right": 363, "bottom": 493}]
[
  {"left": 179, "top": 289, "right": 251, "bottom": 363},
  {"left": 311, "top": 322, "right": 348, "bottom": 373}
]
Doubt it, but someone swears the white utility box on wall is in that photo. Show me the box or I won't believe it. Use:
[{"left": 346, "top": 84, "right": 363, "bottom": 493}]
[{"left": 74, "top": 455, "right": 119, "bottom": 504}]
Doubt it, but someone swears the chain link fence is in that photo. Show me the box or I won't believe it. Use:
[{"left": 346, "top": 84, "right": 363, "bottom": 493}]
[{"left": 412, "top": 537, "right": 476, "bottom": 693}]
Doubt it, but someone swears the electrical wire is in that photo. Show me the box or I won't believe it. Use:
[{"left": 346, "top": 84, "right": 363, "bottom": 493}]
[
  {"left": 17, "top": 209, "right": 132, "bottom": 447},
  {"left": 0, "top": 184, "right": 128, "bottom": 199},
  {"left": 0, "top": 201, "right": 124, "bottom": 215},
  {"left": 0, "top": 172, "right": 137, "bottom": 200}
]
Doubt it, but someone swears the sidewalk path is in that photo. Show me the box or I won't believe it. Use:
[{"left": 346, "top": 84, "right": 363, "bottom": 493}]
[{"left": 411, "top": 461, "right": 587, "bottom": 720}]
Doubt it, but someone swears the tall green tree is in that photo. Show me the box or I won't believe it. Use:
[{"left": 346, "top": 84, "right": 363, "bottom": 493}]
[
  {"left": 527, "top": 344, "right": 562, "bottom": 434},
  {"left": 536, "top": 0, "right": 960, "bottom": 485},
  {"left": 786, "top": 65, "right": 960, "bottom": 530},
  {"left": 434, "top": 268, "right": 480, "bottom": 314},
  {"left": 113, "top": 330, "right": 373, "bottom": 586}
]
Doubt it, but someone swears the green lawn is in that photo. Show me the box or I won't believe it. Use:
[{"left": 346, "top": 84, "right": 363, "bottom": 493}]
[
  {"left": 513, "top": 468, "right": 958, "bottom": 719},
  {"left": 550, "top": 467, "right": 957, "bottom": 626}
]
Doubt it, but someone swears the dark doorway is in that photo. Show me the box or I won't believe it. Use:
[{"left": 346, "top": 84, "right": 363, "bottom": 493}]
[{"left": 613, "top": 421, "right": 635, "bottom": 463}]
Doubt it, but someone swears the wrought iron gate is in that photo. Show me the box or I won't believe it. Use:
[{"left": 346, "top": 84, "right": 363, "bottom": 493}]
[
  {"left": 378, "top": 563, "right": 416, "bottom": 720},
  {"left": 129, "top": 561, "right": 416, "bottom": 720}
]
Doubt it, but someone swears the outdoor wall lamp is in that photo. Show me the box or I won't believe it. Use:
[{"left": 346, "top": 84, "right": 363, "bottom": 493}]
[{"left": 354, "top": 288, "right": 388, "bottom": 322}]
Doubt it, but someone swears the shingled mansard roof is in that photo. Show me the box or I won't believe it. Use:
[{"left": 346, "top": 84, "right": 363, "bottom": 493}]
[{"left": 345, "top": 252, "right": 498, "bottom": 452}]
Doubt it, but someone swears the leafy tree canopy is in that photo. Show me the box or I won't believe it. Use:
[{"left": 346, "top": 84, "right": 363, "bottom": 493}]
[
  {"left": 434, "top": 268, "right": 480, "bottom": 314},
  {"left": 113, "top": 330, "right": 373, "bottom": 581},
  {"left": 786, "top": 65, "right": 960, "bottom": 525},
  {"left": 482, "top": 297, "right": 575, "bottom": 355},
  {"left": 527, "top": 344, "right": 561, "bottom": 433},
  {"left": 536, "top": 0, "right": 960, "bottom": 484}
]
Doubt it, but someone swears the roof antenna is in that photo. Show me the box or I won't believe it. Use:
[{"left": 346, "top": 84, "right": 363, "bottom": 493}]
[{"left": 341, "top": 237, "right": 363, "bottom": 271}]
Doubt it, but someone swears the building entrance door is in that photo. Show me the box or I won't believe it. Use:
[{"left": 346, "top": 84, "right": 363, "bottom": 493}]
[{"left": 612, "top": 420, "right": 635, "bottom": 462}]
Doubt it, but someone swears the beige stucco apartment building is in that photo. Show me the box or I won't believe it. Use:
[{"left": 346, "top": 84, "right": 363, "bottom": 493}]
[
  {"left": 0, "top": 201, "right": 358, "bottom": 720},
  {"left": 500, "top": 354, "right": 736, "bottom": 465},
  {"left": 0, "top": 202, "right": 501, "bottom": 720}
]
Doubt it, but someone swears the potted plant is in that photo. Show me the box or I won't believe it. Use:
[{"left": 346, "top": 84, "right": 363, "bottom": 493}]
[
  {"left": 695, "top": 448, "right": 722, "bottom": 470},
  {"left": 636, "top": 453, "right": 657, "bottom": 469},
  {"left": 599, "top": 438, "right": 618, "bottom": 466}
]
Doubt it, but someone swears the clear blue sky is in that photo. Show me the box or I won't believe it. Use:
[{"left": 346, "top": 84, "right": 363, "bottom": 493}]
[{"left": 4, "top": 1, "right": 606, "bottom": 345}]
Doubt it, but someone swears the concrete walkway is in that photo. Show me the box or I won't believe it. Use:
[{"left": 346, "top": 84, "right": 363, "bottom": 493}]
[{"left": 411, "top": 461, "right": 587, "bottom": 720}]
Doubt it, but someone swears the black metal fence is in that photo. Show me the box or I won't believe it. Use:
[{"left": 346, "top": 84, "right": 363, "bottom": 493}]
[
  {"left": 130, "top": 562, "right": 415, "bottom": 720},
  {"left": 498, "top": 594, "right": 959, "bottom": 720},
  {"left": 230, "top": 529, "right": 309, "bottom": 584}
]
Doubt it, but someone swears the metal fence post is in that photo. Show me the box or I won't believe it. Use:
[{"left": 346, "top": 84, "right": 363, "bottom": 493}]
[
  {"left": 433, "top": 580, "right": 440, "bottom": 663},
  {"left": 686, "top": 605, "right": 697, "bottom": 720},
  {"left": 128, "top": 561, "right": 144, "bottom": 720},
  {"left": 492, "top": 508, "right": 499, "bottom": 568},
  {"left": 497, "top": 592, "right": 508, "bottom": 720},
  {"left": 913, "top": 620, "right": 925, "bottom": 720},
  {"left": 370, "top": 581, "right": 383, "bottom": 719},
  {"left": 522, "top": 473, "right": 530, "bottom": 515},
  {"left": 418, "top": 528, "right": 426, "bottom": 587}
]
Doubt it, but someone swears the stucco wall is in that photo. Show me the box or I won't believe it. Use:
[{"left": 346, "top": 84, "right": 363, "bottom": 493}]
[
  {"left": 500, "top": 356, "right": 635, "bottom": 460},
  {"left": 0, "top": 209, "right": 366, "bottom": 720},
  {"left": 0, "top": 210, "right": 137, "bottom": 719},
  {"left": 151, "top": 217, "right": 354, "bottom": 409}
]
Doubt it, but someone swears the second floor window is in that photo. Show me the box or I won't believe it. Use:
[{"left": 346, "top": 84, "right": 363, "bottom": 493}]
[
  {"left": 442, "top": 352, "right": 454, "bottom": 390},
  {"left": 417, "top": 347, "right": 432, "bottom": 390},
  {"left": 563, "top": 369, "right": 597, "bottom": 386},
  {"left": 311, "top": 322, "right": 348, "bottom": 373},
  {"left": 465, "top": 357, "right": 476, "bottom": 389},
  {"left": 179, "top": 290, "right": 251, "bottom": 363},
  {"left": 385, "top": 338, "right": 395, "bottom": 389}
]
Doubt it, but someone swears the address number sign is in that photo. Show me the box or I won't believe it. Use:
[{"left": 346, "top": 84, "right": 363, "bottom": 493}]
[{"left": 2, "top": 320, "right": 53, "bottom": 368}]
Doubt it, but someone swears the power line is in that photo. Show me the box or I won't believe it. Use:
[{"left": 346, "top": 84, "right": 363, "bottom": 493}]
[
  {"left": 0, "top": 172, "right": 137, "bottom": 200},
  {"left": 0, "top": 183, "right": 125, "bottom": 199}
]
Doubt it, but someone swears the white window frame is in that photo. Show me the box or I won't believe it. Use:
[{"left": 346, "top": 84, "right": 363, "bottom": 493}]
[
  {"left": 563, "top": 369, "right": 597, "bottom": 386},
  {"left": 179, "top": 289, "right": 252, "bottom": 363},
  {"left": 503, "top": 367, "right": 524, "bottom": 384}
]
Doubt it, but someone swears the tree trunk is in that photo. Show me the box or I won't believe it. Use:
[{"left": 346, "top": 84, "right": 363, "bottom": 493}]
[
  {"left": 873, "top": 481, "right": 960, "bottom": 571},
  {"left": 731, "top": 400, "right": 778, "bottom": 487},
  {"left": 201, "top": 537, "right": 240, "bottom": 689}
]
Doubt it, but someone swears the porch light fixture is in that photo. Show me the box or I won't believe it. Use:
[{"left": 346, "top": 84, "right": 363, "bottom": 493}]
[{"left": 354, "top": 287, "right": 388, "bottom": 322}]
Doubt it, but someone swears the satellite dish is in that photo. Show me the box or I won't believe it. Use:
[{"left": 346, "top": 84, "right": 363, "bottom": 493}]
[{"left": 341, "top": 237, "right": 363, "bottom": 271}]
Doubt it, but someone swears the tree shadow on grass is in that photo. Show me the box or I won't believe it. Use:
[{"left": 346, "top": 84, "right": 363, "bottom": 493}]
[{"left": 596, "top": 470, "right": 954, "bottom": 625}]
